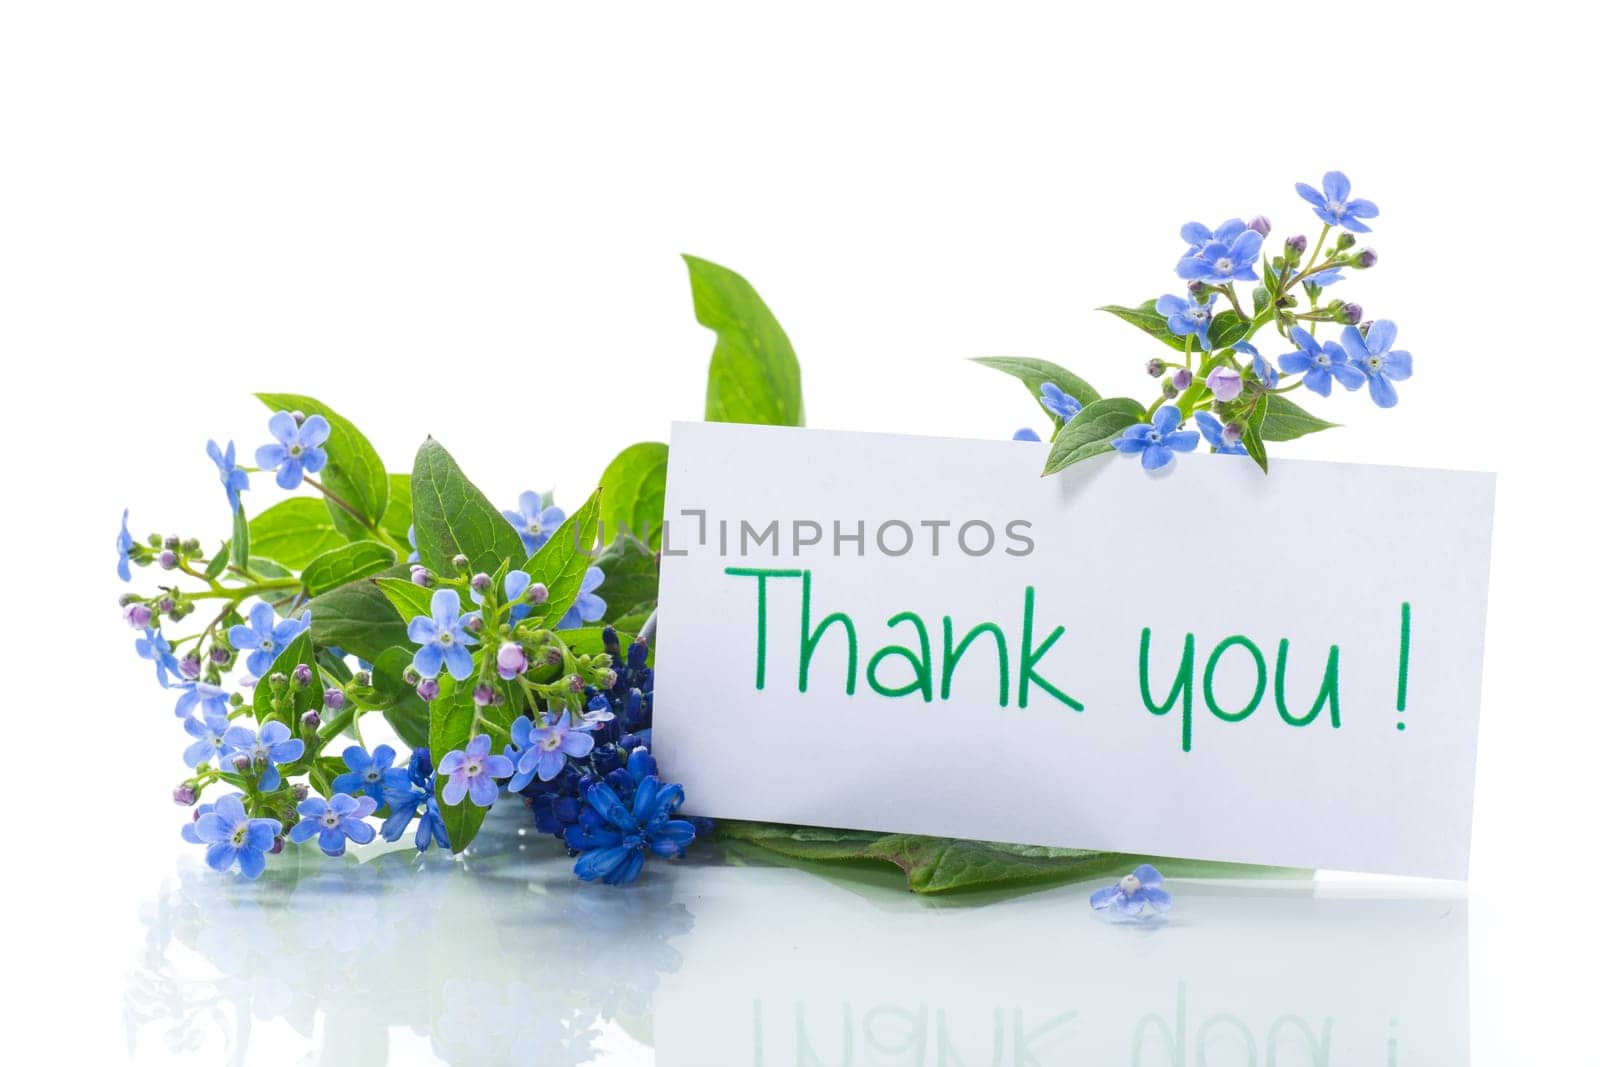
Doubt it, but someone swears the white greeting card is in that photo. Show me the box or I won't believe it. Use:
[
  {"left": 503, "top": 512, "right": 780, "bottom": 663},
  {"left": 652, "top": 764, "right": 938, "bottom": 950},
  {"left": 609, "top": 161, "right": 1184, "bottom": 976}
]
[{"left": 653, "top": 422, "right": 1494, "bottom": 878}]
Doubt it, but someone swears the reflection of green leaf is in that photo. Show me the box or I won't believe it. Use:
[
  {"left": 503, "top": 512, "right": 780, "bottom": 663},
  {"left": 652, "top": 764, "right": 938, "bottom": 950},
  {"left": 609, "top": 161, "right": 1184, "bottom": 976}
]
[
  {"left": 599, "top": 443, "right": 668, "bottom": 551},
  {"left": 717, "top": 821, "right": 1299, "bottom": 894},
  {"left": 970, "top": 356, "right": 1103, "bottom": 418},
  {"left": 1099, "top": 301, "right": 1186, "bottom": 352},
  {"left": 686, "top": 255, "right": 805, "bottom": 427},
  {"left": 256, "top": 393, "right": 389, "bottom": 542},
  {"left": 1041, "top": 397, "right": 1146, "bottom": 475}
]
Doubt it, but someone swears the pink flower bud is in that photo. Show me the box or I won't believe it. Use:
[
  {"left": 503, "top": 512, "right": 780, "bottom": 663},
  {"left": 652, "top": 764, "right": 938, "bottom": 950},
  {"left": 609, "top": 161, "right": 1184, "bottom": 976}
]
[{"left": 1206, "top": 367, "right": 1244, "bottom": 402}]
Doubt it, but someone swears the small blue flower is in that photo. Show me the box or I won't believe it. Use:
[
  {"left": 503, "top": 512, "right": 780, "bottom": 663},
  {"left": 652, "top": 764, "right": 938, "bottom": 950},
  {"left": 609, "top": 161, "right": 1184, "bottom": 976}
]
[
  {"left": 1195, "top": 411, "right": 1246, "bottom": 456},
  {"left": 1302, "top": 267, "right": 1344, "bottom": 288},
  {"left": 227, "top": 602, "right": 311, "bottom": 679},
  {"left": 333, "top": 744, "right": 400, "bottom": 801},
  {"left": 1175, "top": 229, "right": 1263, "bottom": 284},
  {"left": 503, "top": 490, "right": 567, "bottom": 556},
  {"left": 173, "top": 680, "right": 230, "bottom": 720},
  {"left": 1012, "top": 428, "right": 1041, "bottom": 442},
  {"left": 1341, "top": 321, "right": 1412, "bottom": 408},
  {"left": 1090, "top": 864, "right": 1172, "bottom": 917},
  {"left": 116, "top": 509, "right": 135, "bottom": 582},
  {"left": 255, "top": 411, "right": 331, "bottom": 490},
  {"left": 556, "top": 568, "right": 606, "bottom": 630},
  {"left": 508, "top": 711, "right": 597, "bottom": 791},
  {"left": 471, "top": 568, "right": 536, "bottom": 623},
  {"left": 1278, "top": 326, "right": 1365, "bottom": 397},
  {"left": 1155, "top": 292, "right": 1216, "bottom": 351},
  {"left": 1178, "top": 218, "right": 1246, "bottom": 256},
  {"left": 289, "top": 793, "right": 378, "bottom": 856},
  {"left": 222, "top": 721, "right": 305, "bottom": 791},
  {"left": 136, "top": 628, "right": 182, "bottom": 688},
  {"left": 192, "top": 793, "right": 281, "bottom": 879},
  {"left": 438, "top": 734, "right": 514, "bottom": 808},
  {"left": 406, "top": 588, "right": 481, "bottom": 681},
  {"left": 1235, "top": 342, "right": 1278, "bottom": 389},
  {"left": 1039, "top": 382, "right": 1082, "bottom": 423},
  {"left": 206, "top": 440, "right": 250, "bottom": 511},
  {"left": 182, "top": 712, "right": 234, "bottom": 768},
  {"left": 1295, "top": 171, "right": 1378, "bottom": 233},
  {"left": 565, "top": 774, "right": 697, "bottom": 886},
  {"left": 1110, "top": 405, "right": 1201, "bottom": 471}
]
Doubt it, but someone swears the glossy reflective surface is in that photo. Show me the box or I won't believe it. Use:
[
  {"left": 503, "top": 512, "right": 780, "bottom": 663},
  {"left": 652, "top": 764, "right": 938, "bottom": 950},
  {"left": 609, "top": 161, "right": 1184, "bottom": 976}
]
[{"left": 123, "top": 806, "right": 1467, "bottom": 1065}]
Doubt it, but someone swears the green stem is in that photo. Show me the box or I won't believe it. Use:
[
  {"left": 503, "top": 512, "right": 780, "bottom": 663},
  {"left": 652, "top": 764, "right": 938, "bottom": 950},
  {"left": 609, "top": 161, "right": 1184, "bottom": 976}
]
[{"left": 303, "top": 475, "right": 405, "bottom": 553}]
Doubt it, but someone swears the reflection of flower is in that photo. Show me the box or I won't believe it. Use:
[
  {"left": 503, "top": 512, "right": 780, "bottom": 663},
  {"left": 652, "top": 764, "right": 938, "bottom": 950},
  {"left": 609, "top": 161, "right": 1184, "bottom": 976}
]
[{"left": 1090, "top": 863, "right": 1173, "bottom": 917}]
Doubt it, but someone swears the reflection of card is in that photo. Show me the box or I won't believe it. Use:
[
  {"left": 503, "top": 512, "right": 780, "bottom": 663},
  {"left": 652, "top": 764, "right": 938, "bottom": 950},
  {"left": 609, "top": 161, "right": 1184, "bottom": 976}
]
[
  {"left": 655, "top": 867, "right": 1468, "bottom": 1066},
  {"left": 655, "top": 422, "right": 1495, "bottom": 878}
]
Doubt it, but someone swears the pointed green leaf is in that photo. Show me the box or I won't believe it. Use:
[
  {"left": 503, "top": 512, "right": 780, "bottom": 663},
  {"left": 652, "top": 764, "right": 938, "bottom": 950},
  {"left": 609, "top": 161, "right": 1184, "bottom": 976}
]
[
  {"left": 229, "top": 506, "right": 250, "bottom": 569},
  {"left": 685, "top": 255, "right": 805, "bottom": 427},
  {"left": 248, "top": 497, "right": 347, "bottom": 569},
  {"left": 1243, "top": 398, "right": 1270, "bottom": 474},
  {"left": 1041, "top": 397, "right": 1146, "bottom": 476},
  {"left": 376, "top": 576, "right": 435, "bottom": 625},
  {"left": 970, "top": 356, "right": 1103, "bottom": 417},
  {"left": 593, "top": 533, "right": 659, "bottom": 623},
  {"left": 410, "top": 437, "right": 524, "bottom": 578},
  {"left": 428, "top": 682, "right": 486, "bottom": 853},
  {"left": 256, "top": 393, "right": 388, "bottom": 543},
  {"left": 1208, "top": 310, "right": 1251, "bottom": 350},
  {"left": 599, "top": 442, "right": 668, "bottom": 551},
  {"left": 372, "top": 646, "right": 429, "bottom": 748},
  {"left": 1099, "top": 301, "right": 1186, "bottom": 352},
  {"left": 300, "top": 541, "right": 398, "bottom": 597},
  {"left": 1259, "top": 393, "right": 1340, "bottom": 442},
  {"left": 304, "top": 569, "right": 410, "bottom": 663}
]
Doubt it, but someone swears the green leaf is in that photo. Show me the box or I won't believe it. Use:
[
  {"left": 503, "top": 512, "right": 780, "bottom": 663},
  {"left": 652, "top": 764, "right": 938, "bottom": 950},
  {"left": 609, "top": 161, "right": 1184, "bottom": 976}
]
[
  {"left": 410, "top": 437, "right": 525, "bottom": 577},
  {"left": 256, "top": 394, "right": 389, "bottom": 543},
  {"left": 372, "top": 646, "right": 429, "bottom": 748},
  {"left": 598, "top": 442, "right": 668, "bottom": 551},
  {"left": 1259, "top": 393, "right": 1340, "bottom": 442},
  {"left": 1251, "top": 286, "right": 1270, "bottom": 315},
  {"left": 300, "top": 541, "right": 398, "bottom": 597},
  {"left": 1209, "top": 310, "right": 1251, "bottom": 350},
  {"left": 376, "top": 576, "right": 435, "bottom": 624},
  {"left": 715, "top": 822, "right": 1126, "bottom": 894},
  {"left": 717, "top": 821, "right": 1303, "bottom": 894},
  {"left": 593, "top": 533, "right": 659, "bottom": 624},
  {"left": 251, "top": 629, "right": 320, "bottom": 725},
  {"left": 427, "top": 681, "right": 511, "bottom": 854},
  {"left": 248, "top": 498, "right": 347, "bottom": 569},
  {"left": 1041, "top": 397, "right": 1146, "bottom": 476},
  {"left": 685, "top": 254, "right": 805, "bottom": 427},
  {"left": 1099, "top": 301, "right": 1186, "bottom": 353},
  {"left": 526, "top": 488, "right": 603, "bottom": 626},
  {"left": 304, "top": 569, "right": 410, "bottom": 663},
  {"left": 379, "top": 473, "right": 413, "bottom": 549},
  {"left": 203, "top": 543, "right": 229, "bottom": 580},
  {"left": 969, "top": 356, "right": 1103, "bottom": 418},
  {"left": 1243, "top": 399, "right": 1270, "bottom": 474},
  {"left": 428, "top": 683, "right": 484, "bottom": 853},
  {"left": 229, "top": 506, "right": 250, "bottom": 570}
]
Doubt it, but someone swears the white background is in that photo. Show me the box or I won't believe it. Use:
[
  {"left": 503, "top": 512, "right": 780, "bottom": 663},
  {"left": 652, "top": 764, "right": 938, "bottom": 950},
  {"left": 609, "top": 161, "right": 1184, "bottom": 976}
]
[{"left": 3, "top": 1, "right": 1595, "bottom": 1062}]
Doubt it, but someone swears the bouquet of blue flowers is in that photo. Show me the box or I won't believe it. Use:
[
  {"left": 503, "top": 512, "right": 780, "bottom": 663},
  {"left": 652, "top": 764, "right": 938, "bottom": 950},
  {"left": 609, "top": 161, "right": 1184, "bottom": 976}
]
[{"left": 119, "top": 173, "right": 1407, "bottom": 893}]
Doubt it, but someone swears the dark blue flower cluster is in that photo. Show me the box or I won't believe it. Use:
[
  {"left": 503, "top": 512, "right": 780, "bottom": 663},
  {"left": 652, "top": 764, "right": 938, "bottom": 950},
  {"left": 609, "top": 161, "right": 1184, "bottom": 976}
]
[{"left": 514, "top": 627, "right": 707, "bottom": 885}]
